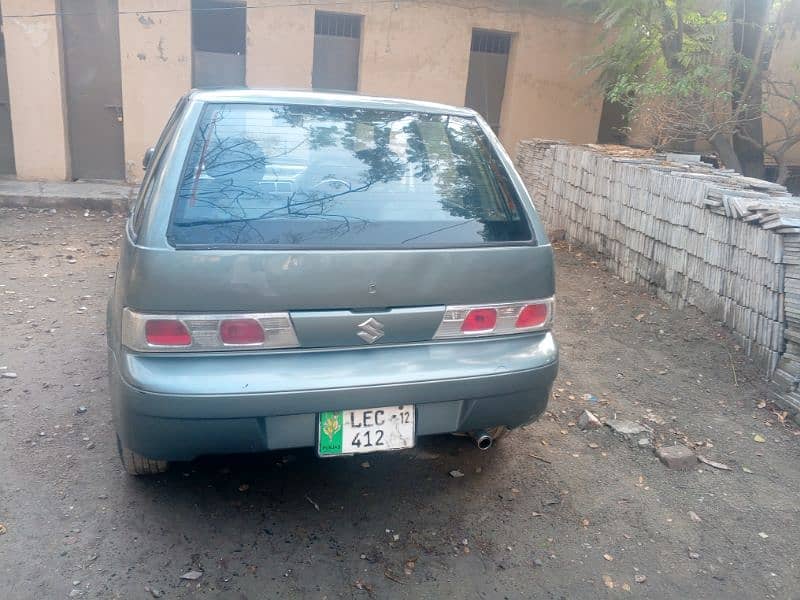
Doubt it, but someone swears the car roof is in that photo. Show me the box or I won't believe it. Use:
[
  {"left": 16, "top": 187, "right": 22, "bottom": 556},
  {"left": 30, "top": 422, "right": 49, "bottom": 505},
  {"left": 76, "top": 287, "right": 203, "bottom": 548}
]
[{"left": 188, "top": 88, "right": 479, "bottom": 117}]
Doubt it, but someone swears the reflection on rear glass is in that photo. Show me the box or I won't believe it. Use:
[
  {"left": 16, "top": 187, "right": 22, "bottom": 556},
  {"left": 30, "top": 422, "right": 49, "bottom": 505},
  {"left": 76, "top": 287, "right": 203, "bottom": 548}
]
[{"left": 168, "top": 104, "right": 532, "bottom": 247}]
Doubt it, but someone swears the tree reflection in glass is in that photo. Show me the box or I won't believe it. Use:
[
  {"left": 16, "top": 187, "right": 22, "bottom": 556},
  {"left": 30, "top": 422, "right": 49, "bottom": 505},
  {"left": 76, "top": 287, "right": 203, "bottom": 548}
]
[{"left": 169, "top": 104, "right": 531, "bottom": 247}]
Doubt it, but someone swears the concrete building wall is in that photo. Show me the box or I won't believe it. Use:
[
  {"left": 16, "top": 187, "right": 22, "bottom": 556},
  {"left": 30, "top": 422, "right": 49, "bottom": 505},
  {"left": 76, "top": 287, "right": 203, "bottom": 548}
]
[
  {"left": 0, "top": 1, "right": 797, "bottom": 185},
  {"left": 118, "top": 0, "right": 191, "bottom": 183},
  {"left": 764, "top": 23, "right": 800, "bottom": 167},
  {"left": 1, "top": 0, "right": 70, "bottom": 180},
  {"left": 245, "top": 3, "right": 315, "bottom": 89},
  {"left": 0, "top": 0, "right": 606, "bottom": 184},
  {"left": 496, "top": 7, "right": 604, "bottom": 160},
  {"left": 245, "top": 1, "right": 604, "bottom": 170}
]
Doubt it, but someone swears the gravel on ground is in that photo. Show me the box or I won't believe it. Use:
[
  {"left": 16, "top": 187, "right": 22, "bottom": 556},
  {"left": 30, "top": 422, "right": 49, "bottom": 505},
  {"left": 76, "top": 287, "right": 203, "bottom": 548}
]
[{"left": 1, "top": 207, "right": 798, "bottom": 599}]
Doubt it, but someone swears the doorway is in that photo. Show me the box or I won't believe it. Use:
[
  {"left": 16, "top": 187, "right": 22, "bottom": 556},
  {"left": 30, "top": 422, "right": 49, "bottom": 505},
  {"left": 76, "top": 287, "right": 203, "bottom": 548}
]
[
  {"left": 192, "top": 0, "right": 246, "bottom": 88},
  {"left": 0, "top": 8, "right": 16, "bottom": 175},
  {"left": 465, "top": 29, "right": 513, "bottom": 134},
  {"left": 312, "top": 11, "right": 362, "bottom": 92},
  {"left": 62, "top": 0, "right": 125, "bottom": 180}
]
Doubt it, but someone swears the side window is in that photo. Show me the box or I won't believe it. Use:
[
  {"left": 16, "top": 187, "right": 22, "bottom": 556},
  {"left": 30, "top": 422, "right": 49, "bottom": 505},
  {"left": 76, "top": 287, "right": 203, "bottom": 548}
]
[{"left": 130, "top": 97, "right": 188, "bottom": 238}]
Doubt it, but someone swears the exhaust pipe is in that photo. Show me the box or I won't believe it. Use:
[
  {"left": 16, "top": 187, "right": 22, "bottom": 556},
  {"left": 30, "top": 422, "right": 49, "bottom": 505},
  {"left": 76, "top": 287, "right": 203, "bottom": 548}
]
[{"left": 470, "top": 430, "right": 493, "bottom": 451}]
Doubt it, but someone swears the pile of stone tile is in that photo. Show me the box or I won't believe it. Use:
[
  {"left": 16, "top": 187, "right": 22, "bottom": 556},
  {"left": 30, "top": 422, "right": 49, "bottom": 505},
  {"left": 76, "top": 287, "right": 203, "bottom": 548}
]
[{"left": 516, "top": 140, "right": 800, "bottom": 413}]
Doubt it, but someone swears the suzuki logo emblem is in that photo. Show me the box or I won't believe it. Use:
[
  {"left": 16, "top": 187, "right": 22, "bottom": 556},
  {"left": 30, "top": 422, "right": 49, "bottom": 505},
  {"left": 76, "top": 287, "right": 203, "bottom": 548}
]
[{"left": 357, "top": 317, "right": 385, "bottom": 344}]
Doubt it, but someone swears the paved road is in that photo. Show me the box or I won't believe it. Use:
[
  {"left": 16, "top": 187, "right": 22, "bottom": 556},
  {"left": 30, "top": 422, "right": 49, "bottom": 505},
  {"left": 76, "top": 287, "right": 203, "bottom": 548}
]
[{"left": 1, "top": 207, "right": 799, "bottom": 599}]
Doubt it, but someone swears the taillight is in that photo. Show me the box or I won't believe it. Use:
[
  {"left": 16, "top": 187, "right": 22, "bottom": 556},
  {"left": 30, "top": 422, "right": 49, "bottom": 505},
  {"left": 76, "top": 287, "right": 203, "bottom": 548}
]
[
  {"left": 434, "top": 299, "right": 553, "bottom": 339},
  {"left": 145, "top": 320, "right": 191, "bottom": 346},
  {"left": 461, "top": 308, "right": 498, "bottom": 333},
  {"left": 516, "top": 303, "right": 549, "bottom": 329},
  {"left": 220, "top": 318, "right": 265, "bottom": 345},
  {"left": 122, "top": 309, "right": 299, "bottom": 352}
]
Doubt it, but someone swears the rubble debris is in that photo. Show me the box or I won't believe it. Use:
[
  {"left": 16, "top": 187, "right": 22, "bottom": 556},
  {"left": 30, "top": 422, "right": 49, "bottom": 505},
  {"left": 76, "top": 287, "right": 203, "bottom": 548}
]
[
  {"left": 697, "top": 455, "right": 732, "bottom": 471},
  {"left": 606, "top": 419, "right": 648, "bottom": 437},
  {"left": 656, "top": 444, "right": 698, "bottom": 470},
  {"left": 577, "top": 409, "right": 602, "bottom": 430}
]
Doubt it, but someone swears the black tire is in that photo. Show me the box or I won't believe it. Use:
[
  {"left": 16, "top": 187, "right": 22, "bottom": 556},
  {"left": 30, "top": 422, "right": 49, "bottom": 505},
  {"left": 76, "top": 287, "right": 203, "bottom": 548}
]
[{"left": 117, "top": 436, "right": 169, "bottom": 475}]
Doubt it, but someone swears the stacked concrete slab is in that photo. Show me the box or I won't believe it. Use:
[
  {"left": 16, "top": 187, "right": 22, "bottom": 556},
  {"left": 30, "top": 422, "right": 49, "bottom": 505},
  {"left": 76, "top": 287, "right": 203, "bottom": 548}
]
[{"left": 517, "top": 140, "right": 800, "bottom": 413}]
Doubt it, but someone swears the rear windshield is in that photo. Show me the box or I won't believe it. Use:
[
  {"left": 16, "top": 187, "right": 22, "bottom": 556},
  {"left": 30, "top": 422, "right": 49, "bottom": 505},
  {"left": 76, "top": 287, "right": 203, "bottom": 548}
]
[{"left": 167, "top": 103, "right": 532, "bottom": 248}]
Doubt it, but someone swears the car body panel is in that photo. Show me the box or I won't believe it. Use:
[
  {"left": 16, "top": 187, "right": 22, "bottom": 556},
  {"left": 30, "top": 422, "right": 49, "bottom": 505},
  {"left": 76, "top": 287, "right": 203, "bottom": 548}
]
[
  {"left": 115, "top": 241, "right": 554, "bottom": 314},
  {"left": 107, "top": 89, "right": 558, "bottom": 462},
  {"left": 110, "top": 333, "right": 557, "bottom": 460}
]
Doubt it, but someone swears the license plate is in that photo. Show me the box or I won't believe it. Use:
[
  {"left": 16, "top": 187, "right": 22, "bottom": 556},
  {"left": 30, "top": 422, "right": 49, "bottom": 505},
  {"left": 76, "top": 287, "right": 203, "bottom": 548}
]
[{"left": 318, "top": 405, "right": 415, "bottom": 456}]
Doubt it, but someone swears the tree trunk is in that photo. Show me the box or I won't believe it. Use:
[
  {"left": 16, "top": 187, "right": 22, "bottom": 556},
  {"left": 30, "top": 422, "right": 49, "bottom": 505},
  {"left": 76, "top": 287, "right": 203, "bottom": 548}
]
[
  {"left": 710, "top": 132, "right": 745, "bottom": 174},
  {"left": 732, "top": 0, "right": 772, "bottom": 179},
  {"left": 776, "top": 160, "right": 790, "bottom": 185}
]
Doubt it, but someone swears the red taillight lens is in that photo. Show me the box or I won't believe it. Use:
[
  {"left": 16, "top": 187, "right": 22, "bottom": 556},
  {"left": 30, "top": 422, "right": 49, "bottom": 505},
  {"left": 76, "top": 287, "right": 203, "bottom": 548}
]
[
  {"left": 219, "top": 318, "right": 265, "bottom": 345},
  {"left": 516, "top": 303, "right": 549, "bottom": 329},
  {"left": 461, "top": 308, "right": 498, "bottom": 332},
  {"left": 145, "top": 319, "right": 192, "bottom": 346}
]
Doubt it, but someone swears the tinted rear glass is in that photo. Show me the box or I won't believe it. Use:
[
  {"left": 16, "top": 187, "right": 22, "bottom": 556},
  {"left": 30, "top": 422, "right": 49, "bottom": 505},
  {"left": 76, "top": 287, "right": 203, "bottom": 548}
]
[{"left": 168, "top": 103, "right": 532, "bottom": 248}]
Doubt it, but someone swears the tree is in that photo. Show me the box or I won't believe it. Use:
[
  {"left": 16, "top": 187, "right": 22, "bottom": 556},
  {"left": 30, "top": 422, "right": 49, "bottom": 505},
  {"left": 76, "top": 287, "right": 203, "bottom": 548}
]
[{"left": 573, "top": 0, "right": 800, "bottom": 183}]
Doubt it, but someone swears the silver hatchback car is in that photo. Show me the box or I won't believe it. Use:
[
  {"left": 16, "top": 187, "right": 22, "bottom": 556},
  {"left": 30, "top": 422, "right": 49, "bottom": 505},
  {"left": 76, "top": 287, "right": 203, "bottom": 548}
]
[{"left": 107, "top": 90, "right": 557, "bottom": 474}]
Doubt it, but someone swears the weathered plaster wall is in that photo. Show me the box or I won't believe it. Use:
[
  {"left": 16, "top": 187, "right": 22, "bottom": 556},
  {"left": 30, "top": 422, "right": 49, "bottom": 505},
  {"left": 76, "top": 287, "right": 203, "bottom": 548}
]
[
  {"left": 119, "top": 0, "right": 191, "bottom": 183},
  {"left": 0, "top": 0, "right": 604, "bottom": 184},
  {"left": 1, "top": 0, "right": 69, "bottom": 180},
  {"left": 245, "top": 2, "right": 315, "bottom": 89},
  {"left": 245, "top": 0, "right": 604, "bottom": 165},
  {"left": 764, "top": 23, "right": 800, "bottom": 168}
]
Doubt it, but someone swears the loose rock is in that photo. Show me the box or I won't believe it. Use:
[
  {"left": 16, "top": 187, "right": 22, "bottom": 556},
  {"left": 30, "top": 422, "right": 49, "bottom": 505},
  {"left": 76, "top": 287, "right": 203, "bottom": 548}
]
[
  {"left": 656, "top": 444, "right": 697, "bottom": 470},
  {"left": 606, "top": 419, "right": 648, "bottom": 436},
  {"left": 180, "top": 570, "right": 203, "bottom": 581},
  {"left": 449, "top": 470, "right": 465, "bottom": 478},
  {"left": 577, "top": 409, "right": 602, "bottom": 430}
]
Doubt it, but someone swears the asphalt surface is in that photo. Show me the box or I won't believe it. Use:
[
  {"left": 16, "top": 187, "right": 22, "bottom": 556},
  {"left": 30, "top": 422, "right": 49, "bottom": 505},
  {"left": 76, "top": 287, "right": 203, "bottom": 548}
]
[{"left": 1, "top": 207, "right": 799, "bottom": 599}]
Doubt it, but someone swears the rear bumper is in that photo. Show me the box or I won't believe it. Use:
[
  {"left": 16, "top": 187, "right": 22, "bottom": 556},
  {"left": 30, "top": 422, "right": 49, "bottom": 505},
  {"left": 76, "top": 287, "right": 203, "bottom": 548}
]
[{"left": 109, "top": 333, "right": 558, "bottom": 460}]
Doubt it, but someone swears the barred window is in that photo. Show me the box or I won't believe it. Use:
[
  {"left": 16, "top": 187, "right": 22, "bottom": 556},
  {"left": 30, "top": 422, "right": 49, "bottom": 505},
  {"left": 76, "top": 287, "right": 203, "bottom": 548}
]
[
  {"left": 315, "top": 11, "right": 361, "bottom": 39},
  {"left": 471, "top": 30, "right": 512, "bottom": 54}
]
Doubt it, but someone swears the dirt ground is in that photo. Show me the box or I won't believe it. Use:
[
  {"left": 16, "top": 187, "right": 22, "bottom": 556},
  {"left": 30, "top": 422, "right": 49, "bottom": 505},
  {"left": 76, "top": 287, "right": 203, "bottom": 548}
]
[{"left": 1, "top": 206, "right": 799, "bottom": 600}]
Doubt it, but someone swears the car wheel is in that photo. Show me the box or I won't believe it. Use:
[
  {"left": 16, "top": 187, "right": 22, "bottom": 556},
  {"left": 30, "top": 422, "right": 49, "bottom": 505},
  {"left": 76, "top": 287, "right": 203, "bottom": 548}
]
[{"left": 117, "top": 436, "right": 169, "bottom": 475}]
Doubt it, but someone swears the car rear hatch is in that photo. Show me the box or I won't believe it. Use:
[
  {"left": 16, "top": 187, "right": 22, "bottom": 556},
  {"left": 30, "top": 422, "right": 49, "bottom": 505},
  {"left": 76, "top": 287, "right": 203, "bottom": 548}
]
[
  {"left": 121, "top": 101, "right": 554, "bottom": 351},
  {"left": 121, "top": 244, "right": 554, "bottom": 349}
]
